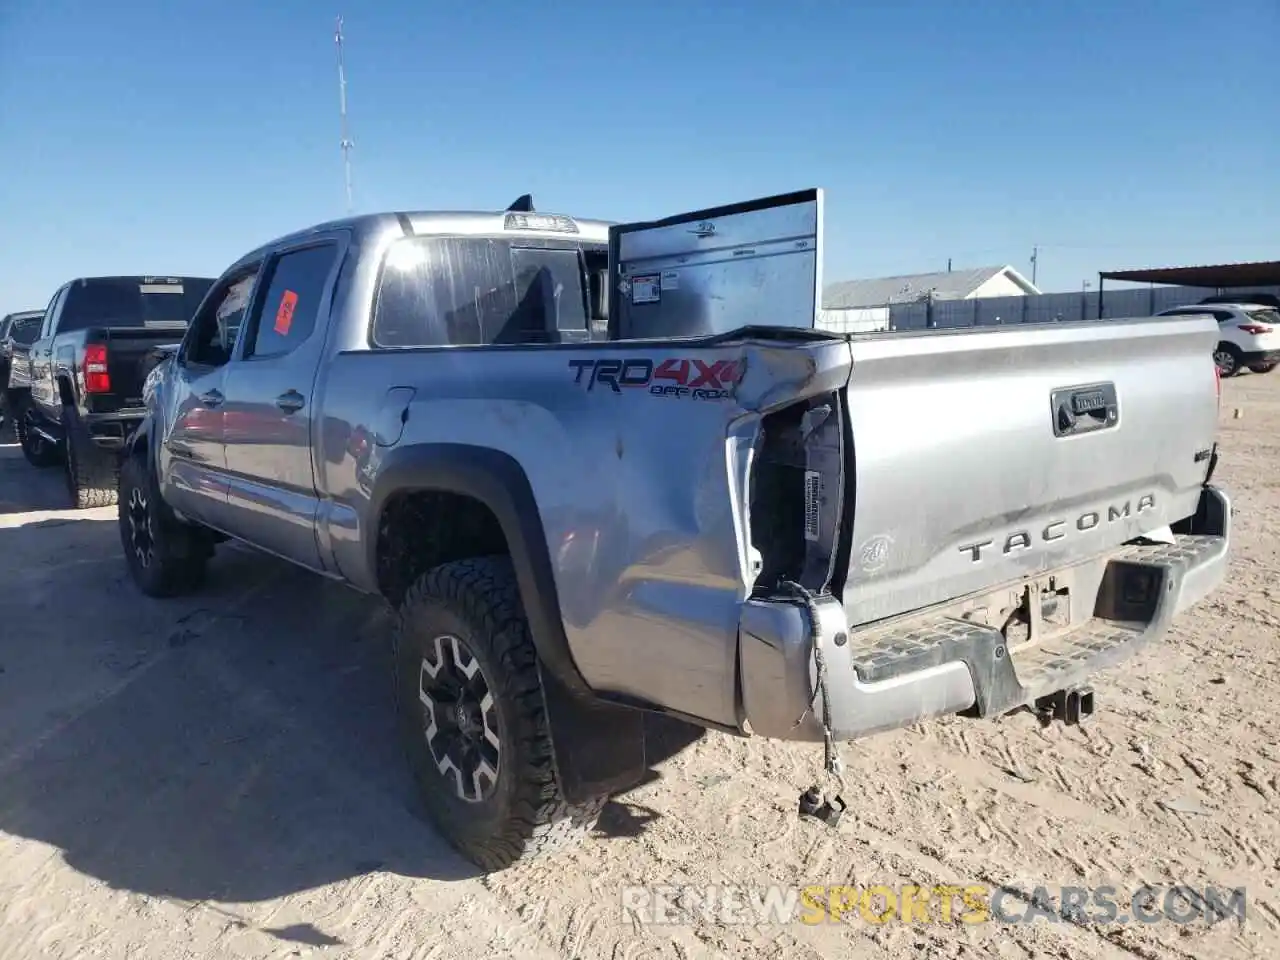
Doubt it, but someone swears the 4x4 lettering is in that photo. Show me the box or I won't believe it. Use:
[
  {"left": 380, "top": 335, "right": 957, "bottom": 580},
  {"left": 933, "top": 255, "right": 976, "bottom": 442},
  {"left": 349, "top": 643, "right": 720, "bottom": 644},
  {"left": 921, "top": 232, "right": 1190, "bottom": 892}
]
[
  {"left": 688, "top": 359, "right": 726, "bottom": 389},
  {"left": 570, "top": 355, "right": 741, "bottom": 400},
  {"left": 654, "top": 358, "right": 690, "bottom": 385}
]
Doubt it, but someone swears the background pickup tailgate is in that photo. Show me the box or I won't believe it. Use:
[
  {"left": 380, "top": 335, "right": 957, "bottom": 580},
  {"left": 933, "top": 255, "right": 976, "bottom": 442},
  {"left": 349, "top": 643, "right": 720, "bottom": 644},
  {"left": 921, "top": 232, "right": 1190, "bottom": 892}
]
[
  {"left": 96, "top": 326, "right": 185, "bottom": 406},
  {"left": 840, "top": 315, "right": 1221, "bottom": 627}
]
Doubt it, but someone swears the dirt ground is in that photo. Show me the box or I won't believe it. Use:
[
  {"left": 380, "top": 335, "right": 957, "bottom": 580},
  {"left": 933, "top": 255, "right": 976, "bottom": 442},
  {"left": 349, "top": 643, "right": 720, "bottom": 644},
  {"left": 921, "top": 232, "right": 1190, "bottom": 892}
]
[{"left": 1, "top": 372, "right": 1278, "bottom": 960}]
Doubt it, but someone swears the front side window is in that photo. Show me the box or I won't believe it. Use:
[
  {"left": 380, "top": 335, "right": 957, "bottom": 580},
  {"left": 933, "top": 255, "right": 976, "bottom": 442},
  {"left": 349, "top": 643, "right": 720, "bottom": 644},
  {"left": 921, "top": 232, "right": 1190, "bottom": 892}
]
[
  {"left": 186, "top": 270, "right": 259, "bottom": 368},
  {"left": 372, "top": 237, "right": 601, "bottom": 347}
]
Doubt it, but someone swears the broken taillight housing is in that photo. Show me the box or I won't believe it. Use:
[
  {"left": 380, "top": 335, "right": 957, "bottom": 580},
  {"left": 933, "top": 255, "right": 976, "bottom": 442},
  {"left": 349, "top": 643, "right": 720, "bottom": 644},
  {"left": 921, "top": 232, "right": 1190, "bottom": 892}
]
[
  {"left": 84, "top": 343, "right": 111, "bottom": 394},
  {"left": 1237, "top": 324, "right": 1273, "bottom": 335}
]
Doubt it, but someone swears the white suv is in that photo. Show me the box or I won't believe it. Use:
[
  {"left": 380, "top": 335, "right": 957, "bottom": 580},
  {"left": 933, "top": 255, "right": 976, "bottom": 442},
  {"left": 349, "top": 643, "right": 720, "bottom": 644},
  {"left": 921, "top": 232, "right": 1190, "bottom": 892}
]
[{"left": 1157, "top": 302, "right": 1280, "bottom": 376}]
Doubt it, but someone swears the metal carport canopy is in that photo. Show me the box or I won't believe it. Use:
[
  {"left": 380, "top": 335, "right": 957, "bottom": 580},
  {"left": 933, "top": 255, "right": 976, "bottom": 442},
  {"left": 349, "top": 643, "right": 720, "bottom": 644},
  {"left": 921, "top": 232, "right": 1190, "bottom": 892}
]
[{"left": 1098, "top": 260, "right": 1280, "bottom": 288}]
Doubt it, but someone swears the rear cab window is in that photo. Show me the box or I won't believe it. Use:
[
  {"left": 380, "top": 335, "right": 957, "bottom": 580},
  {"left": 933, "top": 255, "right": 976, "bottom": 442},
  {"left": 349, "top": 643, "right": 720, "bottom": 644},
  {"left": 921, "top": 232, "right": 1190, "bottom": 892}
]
[
  {"left": 10, "top": 316, "right": 42, "bottom": 345},
  {"left": 371, "top": 236, "right": 606, "bottom": 347},
  {"left": 55, "top": 277, "right": 215, "bottom": 334}
]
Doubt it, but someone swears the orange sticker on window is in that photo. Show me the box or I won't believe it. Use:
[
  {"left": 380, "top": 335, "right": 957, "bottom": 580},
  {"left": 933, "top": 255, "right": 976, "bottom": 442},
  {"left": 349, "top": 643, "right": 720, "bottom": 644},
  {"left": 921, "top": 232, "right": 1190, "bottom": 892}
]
[{"left": 273, "top": 289, "right": 298, "bottom": 335}]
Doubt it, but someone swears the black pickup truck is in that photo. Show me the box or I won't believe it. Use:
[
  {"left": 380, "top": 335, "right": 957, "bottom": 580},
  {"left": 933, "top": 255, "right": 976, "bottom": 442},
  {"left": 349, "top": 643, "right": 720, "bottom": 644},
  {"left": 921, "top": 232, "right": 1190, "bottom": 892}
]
[{"left": 6, "top": 275, "right": 214, "bottom": 507}]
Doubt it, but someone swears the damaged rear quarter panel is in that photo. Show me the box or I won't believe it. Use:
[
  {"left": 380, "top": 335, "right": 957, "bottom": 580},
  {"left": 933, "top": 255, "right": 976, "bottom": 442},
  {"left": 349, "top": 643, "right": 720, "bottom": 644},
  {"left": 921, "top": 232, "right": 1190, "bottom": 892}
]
[{"left": 321, "top": 337, "right": 852, "bottom": 729}]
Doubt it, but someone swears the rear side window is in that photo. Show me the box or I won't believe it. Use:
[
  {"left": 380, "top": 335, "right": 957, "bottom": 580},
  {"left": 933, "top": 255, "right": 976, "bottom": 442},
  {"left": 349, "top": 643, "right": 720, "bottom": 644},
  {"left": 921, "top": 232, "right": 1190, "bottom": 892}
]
[
  {"left": 373, "top": 237, "right": 594, "bottom": 347},
  {"left": 56, "top": 277, "right": 214, "bottom": 332},
  {"left": 244, "top": 245, "right": 337, "bottom": 360},
  {"left": 1246, "top": 308, "right": 1280, "bottom": 326}
]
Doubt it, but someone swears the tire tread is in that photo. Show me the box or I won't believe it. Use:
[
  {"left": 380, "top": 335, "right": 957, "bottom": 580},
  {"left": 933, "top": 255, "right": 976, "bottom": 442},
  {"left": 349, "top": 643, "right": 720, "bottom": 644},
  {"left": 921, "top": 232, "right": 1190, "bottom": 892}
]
[{"left": 394, "top": 556, "right": 604, "bottom": 871}]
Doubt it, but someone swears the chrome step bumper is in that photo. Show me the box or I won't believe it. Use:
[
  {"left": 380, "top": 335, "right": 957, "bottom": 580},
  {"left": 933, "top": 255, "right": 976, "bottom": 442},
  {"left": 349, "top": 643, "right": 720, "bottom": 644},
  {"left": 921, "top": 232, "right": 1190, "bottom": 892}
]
[{"left": 738, "top": 485, "right": 1231, "bottom": 742}]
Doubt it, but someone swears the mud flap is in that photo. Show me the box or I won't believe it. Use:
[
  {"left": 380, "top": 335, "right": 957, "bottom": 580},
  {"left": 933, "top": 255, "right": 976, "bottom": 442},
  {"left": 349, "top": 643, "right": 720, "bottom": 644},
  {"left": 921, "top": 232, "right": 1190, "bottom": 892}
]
[{"left": 536, "top": 659, "right": 648, "bottom": 805}]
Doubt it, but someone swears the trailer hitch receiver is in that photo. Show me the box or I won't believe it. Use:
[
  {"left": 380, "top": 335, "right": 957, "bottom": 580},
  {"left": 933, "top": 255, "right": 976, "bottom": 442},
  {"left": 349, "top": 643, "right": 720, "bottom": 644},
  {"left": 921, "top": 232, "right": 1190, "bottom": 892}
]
[{"left": 1035, "top": 686, "right": 1095, "bottom": 727}]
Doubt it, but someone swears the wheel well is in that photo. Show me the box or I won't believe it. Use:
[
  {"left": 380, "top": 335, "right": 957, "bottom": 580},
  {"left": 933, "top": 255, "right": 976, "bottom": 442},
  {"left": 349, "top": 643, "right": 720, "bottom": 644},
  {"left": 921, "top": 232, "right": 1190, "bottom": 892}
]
[{"left": 375, "top": 490, "right": 510, "bottom": 606}]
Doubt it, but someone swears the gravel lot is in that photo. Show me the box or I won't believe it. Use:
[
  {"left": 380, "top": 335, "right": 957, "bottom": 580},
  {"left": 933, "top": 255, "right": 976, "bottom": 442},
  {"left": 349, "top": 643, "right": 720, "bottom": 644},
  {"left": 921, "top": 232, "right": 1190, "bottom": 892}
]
[{"left": 1, "top": 372, "right": 1278, "bottom": 960}]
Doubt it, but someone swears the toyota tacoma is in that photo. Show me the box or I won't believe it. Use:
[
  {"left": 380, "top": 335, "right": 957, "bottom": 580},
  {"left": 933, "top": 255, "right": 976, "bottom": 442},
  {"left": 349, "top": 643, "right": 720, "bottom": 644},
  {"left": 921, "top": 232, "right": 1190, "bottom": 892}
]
[{"left": 117, "top": 189, "right": 1231, "bottom": 870}]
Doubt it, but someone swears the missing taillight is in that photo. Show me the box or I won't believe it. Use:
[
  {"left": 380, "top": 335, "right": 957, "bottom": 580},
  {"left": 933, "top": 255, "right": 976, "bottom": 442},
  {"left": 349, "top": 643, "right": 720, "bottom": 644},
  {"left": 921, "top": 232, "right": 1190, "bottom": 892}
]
[
  {"left": 83, "top": 343, "right": 111, "bottom": 394},
  {"left": 748, "top": 392, "right": 844, "bottom": 595}
]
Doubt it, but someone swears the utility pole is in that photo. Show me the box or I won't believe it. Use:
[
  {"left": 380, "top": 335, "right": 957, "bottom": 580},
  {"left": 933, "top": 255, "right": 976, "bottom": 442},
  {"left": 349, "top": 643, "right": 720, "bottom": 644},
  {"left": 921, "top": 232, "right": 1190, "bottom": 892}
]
[
  {"left": 335, "top": 16, "right": 354, "bottom": 214},
  {"left": 1030, "top": 246, "right": 1039, "bottom": 286}
]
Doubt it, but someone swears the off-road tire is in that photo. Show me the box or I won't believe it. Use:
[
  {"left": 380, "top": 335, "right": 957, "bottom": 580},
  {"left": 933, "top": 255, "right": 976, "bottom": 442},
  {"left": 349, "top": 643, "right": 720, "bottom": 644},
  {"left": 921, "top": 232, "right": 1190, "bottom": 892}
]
[
  {"left": 117, "top": 453, "right": 210, "bottom": 597},
  {"left": 15, "top": 405, "right": 61, "bottom": 468},
  {"left": 62, "top": 407, "right": 120, "bottom": 508},
  {"left": 394, "top": 556, "right": 606, "bottom": 871},
  {"left": 1214, "top": 342, "right": 1243, "bottom": 378}
]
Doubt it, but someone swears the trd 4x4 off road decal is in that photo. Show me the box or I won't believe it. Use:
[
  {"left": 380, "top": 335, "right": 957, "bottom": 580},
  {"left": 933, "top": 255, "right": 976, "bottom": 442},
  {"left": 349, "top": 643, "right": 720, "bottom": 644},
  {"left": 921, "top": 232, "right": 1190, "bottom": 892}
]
[{"left": 568, "top": 357, "right": 743, "bottom": 401}]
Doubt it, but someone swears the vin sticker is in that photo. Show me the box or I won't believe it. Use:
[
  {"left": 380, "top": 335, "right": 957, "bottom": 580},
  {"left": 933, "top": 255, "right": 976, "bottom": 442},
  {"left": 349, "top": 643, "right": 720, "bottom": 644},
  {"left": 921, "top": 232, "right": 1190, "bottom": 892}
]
[
  {"left": 804, "top": 470, "right": 821, "bottom": 542},
  {"left": 630, "top": 274, "right": 661, "bottom": 305}
]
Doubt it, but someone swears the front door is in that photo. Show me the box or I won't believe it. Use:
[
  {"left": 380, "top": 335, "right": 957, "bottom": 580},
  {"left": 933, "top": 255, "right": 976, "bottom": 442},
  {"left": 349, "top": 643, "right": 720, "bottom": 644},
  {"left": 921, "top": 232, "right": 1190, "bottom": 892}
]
[
  {"left": 221, "top": 239, "right": 344, "bottom": 571},
  {"left": 158, "top": 268, "right": 259, "bottom": 527}
]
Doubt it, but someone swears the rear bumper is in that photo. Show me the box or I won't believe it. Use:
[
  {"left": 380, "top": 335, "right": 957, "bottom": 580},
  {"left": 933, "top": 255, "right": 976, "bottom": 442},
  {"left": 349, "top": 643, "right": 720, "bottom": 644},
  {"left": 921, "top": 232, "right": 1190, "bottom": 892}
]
[
  {"left": 1240, "top": 349, "right": 1280, "bottom": 365},
  {"left": 83, "top": 408, "right": 145, "bottom": 450},
  {"left": 738, "top": 485, "right": 1232, "bottom": 742}
]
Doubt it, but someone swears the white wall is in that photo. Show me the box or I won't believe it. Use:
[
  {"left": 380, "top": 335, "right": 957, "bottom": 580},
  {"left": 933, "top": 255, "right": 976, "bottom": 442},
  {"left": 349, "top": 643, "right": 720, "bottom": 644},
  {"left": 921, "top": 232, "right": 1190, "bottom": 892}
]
[
  {"left": 817, "top": 306, "right": 890, "bottom": 333},
  {"left": 969, "top": 271, "right": 1030, "bottom": 299}
]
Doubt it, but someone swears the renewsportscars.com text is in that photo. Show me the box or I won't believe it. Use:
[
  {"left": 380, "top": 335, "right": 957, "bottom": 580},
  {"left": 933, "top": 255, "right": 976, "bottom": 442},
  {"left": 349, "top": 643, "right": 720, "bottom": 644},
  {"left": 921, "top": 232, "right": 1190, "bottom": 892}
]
[{"left": 620, "top": 883, "right": 1247, "bottom": 927}]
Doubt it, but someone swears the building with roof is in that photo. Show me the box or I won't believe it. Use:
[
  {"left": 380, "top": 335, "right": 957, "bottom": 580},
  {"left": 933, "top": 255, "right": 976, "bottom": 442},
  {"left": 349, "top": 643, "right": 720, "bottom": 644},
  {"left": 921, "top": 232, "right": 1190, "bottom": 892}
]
[
  {"left": 817, "top": 264, "right": 1042, "bottom": 334},
  {"left": 823, "top": 265, "right": 1041, "bottom": 310}
]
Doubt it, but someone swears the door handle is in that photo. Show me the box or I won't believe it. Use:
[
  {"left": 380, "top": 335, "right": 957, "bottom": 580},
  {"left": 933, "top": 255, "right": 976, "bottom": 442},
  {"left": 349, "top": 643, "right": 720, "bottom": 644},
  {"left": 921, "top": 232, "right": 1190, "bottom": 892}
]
[
  {"left": 199, "top": 389, "right": 224, "bottom": 407},
  {"left": 276, "top": 390, "right": 305, "bottom": 413}
]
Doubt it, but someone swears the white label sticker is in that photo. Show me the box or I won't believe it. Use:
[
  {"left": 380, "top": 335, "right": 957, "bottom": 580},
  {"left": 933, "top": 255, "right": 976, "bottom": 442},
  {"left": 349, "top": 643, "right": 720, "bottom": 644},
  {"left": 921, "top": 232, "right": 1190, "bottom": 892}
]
[
  {"left": 661, "top": 270, "right": 679, "bottom": 290},
  {"left": 630, "top": 274, "right": 661, "bottom": 304},
  {"left": 803, "top": 470, "right": 821, "bottom": 542},
  {"left": 139, "top": 284, "right": 183, "bottom": 294}
]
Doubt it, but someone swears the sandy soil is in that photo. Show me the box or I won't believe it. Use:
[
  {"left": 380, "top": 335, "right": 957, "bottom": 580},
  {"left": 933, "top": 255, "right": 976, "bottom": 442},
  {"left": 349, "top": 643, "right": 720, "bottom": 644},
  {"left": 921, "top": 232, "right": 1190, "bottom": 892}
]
[{"left": 1, "top": 372, "right": 1278, "bottom": 960}]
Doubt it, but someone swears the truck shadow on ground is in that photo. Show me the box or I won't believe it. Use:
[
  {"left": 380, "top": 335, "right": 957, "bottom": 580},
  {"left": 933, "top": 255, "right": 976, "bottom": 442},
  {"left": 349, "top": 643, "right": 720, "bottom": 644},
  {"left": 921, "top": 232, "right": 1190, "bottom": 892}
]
[
  {"left": 0, "top": 443, "right": 72, "bottom": 515},
  {"left": 0, "top": 504, "right": 704, "bottom": 906}
]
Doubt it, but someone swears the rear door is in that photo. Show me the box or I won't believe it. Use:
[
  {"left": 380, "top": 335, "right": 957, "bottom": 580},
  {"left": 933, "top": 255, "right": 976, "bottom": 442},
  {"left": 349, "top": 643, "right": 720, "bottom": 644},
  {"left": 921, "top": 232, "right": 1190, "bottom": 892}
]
[
  {"left": 28, "top": 287, "right": 67, "bottom": 417},
  {"left": 157, "top": 268, "right": 260, "bottom": 527},
  {"left": 220, "top": 236, "right": 345, "bottom": 571}
]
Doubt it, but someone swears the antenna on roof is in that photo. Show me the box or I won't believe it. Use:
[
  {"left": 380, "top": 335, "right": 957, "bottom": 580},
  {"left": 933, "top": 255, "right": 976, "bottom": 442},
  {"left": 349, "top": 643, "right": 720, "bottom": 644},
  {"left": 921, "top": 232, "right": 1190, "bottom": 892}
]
[
  {"left": 507, "top": 194, "right": 534, "bottom": 213},
  {"left": 335, "top": 16, "right": 355, "bottom": 214}
]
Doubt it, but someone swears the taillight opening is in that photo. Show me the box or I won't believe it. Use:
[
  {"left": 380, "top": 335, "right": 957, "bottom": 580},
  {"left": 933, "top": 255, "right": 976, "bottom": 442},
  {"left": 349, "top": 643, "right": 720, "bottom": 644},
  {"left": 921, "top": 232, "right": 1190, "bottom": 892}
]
[
  {"left": 1237, "top": 324, "right": 1272, "bottom": 335},
  {"left": 84, "top": 343, "right": 111, "bottom": 394}
]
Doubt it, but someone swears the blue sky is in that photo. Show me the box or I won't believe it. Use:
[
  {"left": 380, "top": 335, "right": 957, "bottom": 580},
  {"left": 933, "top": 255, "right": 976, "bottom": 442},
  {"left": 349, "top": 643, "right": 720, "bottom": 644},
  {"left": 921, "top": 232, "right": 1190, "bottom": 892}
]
[{"left": 2, "top": 0, "right": 1277, "bottom": 310}]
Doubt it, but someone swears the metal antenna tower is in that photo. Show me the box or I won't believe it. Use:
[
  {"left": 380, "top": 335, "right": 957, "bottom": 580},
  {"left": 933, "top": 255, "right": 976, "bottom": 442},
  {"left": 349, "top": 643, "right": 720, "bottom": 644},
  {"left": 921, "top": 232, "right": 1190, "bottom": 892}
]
[{"left": 335, "top": 16, "right": 354, "bottom": 213}]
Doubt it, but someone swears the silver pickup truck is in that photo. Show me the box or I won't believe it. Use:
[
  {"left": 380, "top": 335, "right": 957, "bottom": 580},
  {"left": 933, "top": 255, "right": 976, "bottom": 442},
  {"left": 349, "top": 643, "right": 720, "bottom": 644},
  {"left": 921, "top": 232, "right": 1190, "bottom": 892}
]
[{"left": 120, "top": 189, "right": 1231, "bottom": 871}]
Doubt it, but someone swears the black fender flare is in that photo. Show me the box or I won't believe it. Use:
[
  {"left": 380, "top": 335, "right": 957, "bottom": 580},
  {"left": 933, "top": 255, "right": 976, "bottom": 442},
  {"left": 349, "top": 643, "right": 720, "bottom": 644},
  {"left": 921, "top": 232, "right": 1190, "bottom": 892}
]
[
  {"left": 124, "top": 414, "right": 153, "bottom": 462},
  {"left": 367, "top": 443, "right": 592, "bottom": 698}
]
